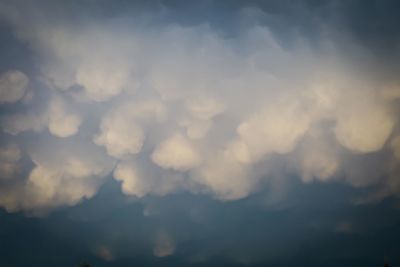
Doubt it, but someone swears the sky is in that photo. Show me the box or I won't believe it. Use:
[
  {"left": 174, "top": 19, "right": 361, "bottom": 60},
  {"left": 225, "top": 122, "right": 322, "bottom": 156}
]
[{"left": 0, "top": 0, "right": 400, "bottom": 266}]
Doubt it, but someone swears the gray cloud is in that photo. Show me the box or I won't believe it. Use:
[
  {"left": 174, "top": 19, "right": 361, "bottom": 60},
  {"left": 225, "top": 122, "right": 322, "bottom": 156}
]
[
  {"left": 0, "top": 0, "right": 399, "bottom": 215},
  {"left": 0, "top": 70, "right": 28, "bottom": 103}
]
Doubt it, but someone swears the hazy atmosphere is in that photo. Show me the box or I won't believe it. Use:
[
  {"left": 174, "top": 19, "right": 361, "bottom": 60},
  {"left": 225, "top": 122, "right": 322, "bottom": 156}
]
[{"left": 0, "top": 0, "right": 400, "bottom": 266}]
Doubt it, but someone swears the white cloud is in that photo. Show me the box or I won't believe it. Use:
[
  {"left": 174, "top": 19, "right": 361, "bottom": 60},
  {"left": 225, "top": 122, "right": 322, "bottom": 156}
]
[
  {"left": 1, "top": 95, "right": 82, "bottom": 138},
  {"left": 95, "top": 116, "right": 145, "bottom": 158},
  {"left": 75, "top": 59, "right": 131, "bottom": 101},
  {"left": 0, "top": 140, "right": 115, "bottom": 212},
  {"left": 94, "top": 100, "right": 166, "bottom": 159},
  {"left": 334, "top": 91, "right": 395, "bottom": 153},
  {"left": 179, "top": 94, "right": 225, "bottom": 139},
  {"left": 114, "top": 161, "right": 187, "bottom": 198},
  {"left": 196, "top": 154, "right": 254, "bottom": 200},
  {"left": 295, "top": 132, "right": 339, "bottom": 183},
  {"left": 113, "top": 162, "right": 148, "bottom": 197},
  {"left": 236, "top": 95, "right": 312, "bottom": 162},
  {"left": 22, "top": 153, "right": 112, "bottom": 210},
  {"left": 0, "top": 5, "right": 400, "bottom": 212},
  {"left": 152, "top": 134, "right": 202, "bottom": 171},
  {"left": 47, "top": 96, "right": 82, "bottom": 137},
  {"left": 185, "top": 94, "right": 225, "bottom": 121}
]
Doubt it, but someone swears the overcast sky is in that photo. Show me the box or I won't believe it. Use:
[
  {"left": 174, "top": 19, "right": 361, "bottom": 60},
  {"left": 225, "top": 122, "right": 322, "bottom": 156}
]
[{"left": 0, "top": 0, "right": 400, "bottom": 266}]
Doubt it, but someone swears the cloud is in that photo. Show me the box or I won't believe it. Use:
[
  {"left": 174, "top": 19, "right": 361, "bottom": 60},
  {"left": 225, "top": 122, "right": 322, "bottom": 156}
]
[
  {"left": 95, "top": 116, "right": 145, "bottom": 159},
  {"left": 235, "top": 95, "right": 313, "bottom": 162},
  {"left": 0, "top": 138, "right": 115, "bottom": 213},
  {"left": 1, "top": 95, "right": 82, "bottom": 138},
  {"left": 114, "top": 160, "right": 189, "bottom": 198},
  {"left": 153, "top": 231, "right": 175, "bottom": 257},
  {"left": 295, "top": 131, "right": 339, "bottom": 183},
  {"left": 0, "top": 144, "right": 21, "bottom": 180},
  {"left": 334, "top": 90, "right": 395, "bottom": 153},
  {"left": 1, "top": 112, "right": 45, "bottom": 135},
  {"left": 0, "top": 0, "right": 400, "bottom": 213},
  {"left": 94, "top": 100, "right": 166, "bottom": 159},
  {"left": 0, "top": 70, "right": 28, "bottom": 103},
  {"left": 152, "top": 134, "right": 202, "bottom": 171},
  {"left": 195, "top": 150, "right": 254, "bottom": 200},
  {"left": 75, "top": 59, "right": 131, "bottom": 102},
  {"left": 23, "top": 154, "right": 111, "bottom": 211},
  {"left": 113, "top": 162, "right": 149, "bottom": 197},
  {"left": 180, "top": 94, "right": 225, "bottom": 139},
  {"left": 47, "top": 96, "right": 82, "bottom": 137}
]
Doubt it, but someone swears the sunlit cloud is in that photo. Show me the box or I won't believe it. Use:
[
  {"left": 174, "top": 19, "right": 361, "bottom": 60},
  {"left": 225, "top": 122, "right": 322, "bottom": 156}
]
[{"left": 0, "top": 0, "right": 399, "bottom": 215}]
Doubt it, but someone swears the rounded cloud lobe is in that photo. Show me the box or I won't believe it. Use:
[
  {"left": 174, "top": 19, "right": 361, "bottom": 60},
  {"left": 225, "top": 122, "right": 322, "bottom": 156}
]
[
  {"left": 0, "top": 70, "right": 28, "bottom": 103},
  {"left": 0, "top": 2, "right": 400, "bottom": 213},
  {"left": 152, "top": 134, "right": 202, "bottom": 171}
]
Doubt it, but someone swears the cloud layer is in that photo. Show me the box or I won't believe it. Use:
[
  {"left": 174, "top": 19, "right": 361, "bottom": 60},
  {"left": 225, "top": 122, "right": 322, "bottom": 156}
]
[{"left": 0, "top": 0, "right": 400, "bottom": 213}]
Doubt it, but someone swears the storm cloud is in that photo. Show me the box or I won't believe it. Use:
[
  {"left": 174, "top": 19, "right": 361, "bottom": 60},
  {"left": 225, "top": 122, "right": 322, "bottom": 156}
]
[
  {"left": 0, "top": 0, "right": 399, "bottom": 212},
  {"left": 0, "top": 1, "right": 400, "bottom": 265}
]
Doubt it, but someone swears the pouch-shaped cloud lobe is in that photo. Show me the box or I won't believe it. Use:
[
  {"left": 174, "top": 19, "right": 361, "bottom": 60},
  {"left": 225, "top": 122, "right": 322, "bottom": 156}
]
[
  {"left": 0, "top": 70, "right": 28, "bottom": 103},
  {"left": 0, "top": 0, "right": 400, "bottom": 213}
]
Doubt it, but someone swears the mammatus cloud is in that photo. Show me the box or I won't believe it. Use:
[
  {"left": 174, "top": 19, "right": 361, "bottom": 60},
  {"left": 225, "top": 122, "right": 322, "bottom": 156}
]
[
  {"left": 334, "top": 90, "right": 395, "bottom": 153},
  {"left": 152, "top": 231, "right": 175, "bottom": 257},
  {"left": 0, "top": 70, "right": 28, "bottom": 103},
  {"left": 152, "top": 134, "right": 202, "bottom": 171},
  {"left": 94, "top": 100, "right": 166, "bottom": 158},
  {"left": 0, "top": 139, "right": 115, "bottom": 212},
  {"left": 1, "top": 95, "right": 82, "bottom": 137},
  {"left": 0, "top": 144, "right": 21, "bottom": 180},
  {"left": 0, "top": 1, "right": 400, "bottom": 214}
]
